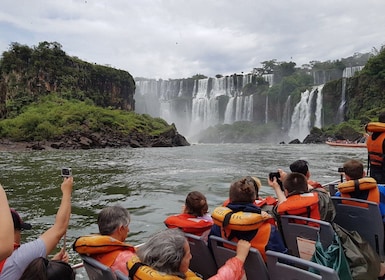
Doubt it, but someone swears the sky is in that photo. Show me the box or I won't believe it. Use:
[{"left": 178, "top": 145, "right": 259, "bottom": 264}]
[{"left": 1, "top": 0, "right": 384, "bottom": 80}]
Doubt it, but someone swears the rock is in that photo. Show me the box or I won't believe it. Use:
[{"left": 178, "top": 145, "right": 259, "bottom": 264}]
[{"left": 289, "top": 139, "right": 301, "bottom": 144}]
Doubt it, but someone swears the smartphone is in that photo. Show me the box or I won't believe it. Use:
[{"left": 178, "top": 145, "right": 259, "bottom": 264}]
[{"left": 61, "top": 167, "right": 72, "bottom": 177}]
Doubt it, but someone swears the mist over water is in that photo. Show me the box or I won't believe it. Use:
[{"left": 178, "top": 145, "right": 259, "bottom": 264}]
[{"left": 1, "top": 143, "right": 367, "bottom": 272}]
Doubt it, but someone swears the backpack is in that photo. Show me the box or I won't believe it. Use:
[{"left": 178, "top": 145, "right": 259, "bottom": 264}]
[
  {"left": 333, "top": 222, "right": 380, "bottom": 280},
  {"left": 312, "top": 189, "right": 336, "bottom": 222}
]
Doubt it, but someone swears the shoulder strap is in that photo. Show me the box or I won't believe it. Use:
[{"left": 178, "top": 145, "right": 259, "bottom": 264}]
[
  {"left": 129, "top": 262, "right": 144, "bottom": 279},
  {"left": 353, "top": 179, "right": 360, "bottom": 196}
]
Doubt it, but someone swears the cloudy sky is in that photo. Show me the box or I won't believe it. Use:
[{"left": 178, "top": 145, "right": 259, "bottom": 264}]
[{"left": 1, "top": 0, "right": 384, "bottom": 80}]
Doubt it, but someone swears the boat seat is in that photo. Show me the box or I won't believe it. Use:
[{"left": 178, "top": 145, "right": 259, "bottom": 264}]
[
  {"left": 332, "top": 196, "right": 385, "bottom": 261},
  {"left": 184, "top": 233, "right": 217, "bottom": 279},
  {"left": 209, "top": 235, "right": 269, "bottom": 280},
  {"left": 266, "top": 250, "right": 340, "bottom": 280},
  {"left": 279, "top": 215, "right": 334, "bottom": 259},
  {"left": 80, "top": 254, "right": 118, "bottom": 280}
]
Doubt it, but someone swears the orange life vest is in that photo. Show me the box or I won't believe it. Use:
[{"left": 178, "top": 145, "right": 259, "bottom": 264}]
[
  {"left": 337, "top": 177, "right": 379, "bottom": 207},
  {"left": 212, "top": 206, "right": 272, "bottom": 261},
  {"left": 127, "top": 255, "right": 201, "bottom": 280},
  {"left": 164, "top": 214, "right": 213, "bottom": 236},
  {"left": 0, "top": 243, "right": 20, "bottom": 273},
  {"left": 276, "top": 192, "right": 321, "bottom": 226},
  {"left": 73, "top": 235, "right": 135, "bottom": 267},
  {"left": 223, "top": 197, "right": 278, "bottom": 208},
  {"left": 221, "top": 221, "right": 271, "bottom": 262},
  {"left": 367, "top": 128, "right": 385, "bottom": 168}
]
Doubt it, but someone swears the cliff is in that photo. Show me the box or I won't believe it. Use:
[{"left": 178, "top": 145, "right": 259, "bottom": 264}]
[
  {"left": 0, "top": 41, "right": 135, "bottom": 118},
  {"left": 0, "top": 42, "right": 190, "bottom": 149}
]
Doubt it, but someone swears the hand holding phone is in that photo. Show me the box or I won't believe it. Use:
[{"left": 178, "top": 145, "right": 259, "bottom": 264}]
[{"left": 61, "top": 168, "right": 72, "bottom": 178}]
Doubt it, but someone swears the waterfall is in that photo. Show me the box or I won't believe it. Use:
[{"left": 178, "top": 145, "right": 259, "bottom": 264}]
[
  {"left": 337, "top": 78, "right": 346, "bottom": 123},
  {"left": 265, "top": 95, "right": 268, "bottom": 124},
  {"left": 224, "top": 97, "right": 235, "bottom": 124},
  {"left": 136, "top": 75, "right": 257, "bottom": 137},
  {"left": 337, "top": 66, "right": 364, "bottom": 123},
  {"left": 288, "top": 85, "right": 323, "bottom": 141},
  {"left": 262, "top": 74, "right": 274, "bottom": 87},
  {"left": 282, "top": 95, "right": 291, "bottom": 130},
  {"left": 314, "top": 84, "right": 324, "bottom": 128}
]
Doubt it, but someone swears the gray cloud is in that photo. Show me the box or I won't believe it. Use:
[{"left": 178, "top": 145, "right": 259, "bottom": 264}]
[{"left": 1, "top": 0, "right": 384, "bottom": 79}]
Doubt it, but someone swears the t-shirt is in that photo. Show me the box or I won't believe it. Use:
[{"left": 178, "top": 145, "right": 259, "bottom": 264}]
[{"left": 0, "top": 238, "right": 46, "bottom": 280}]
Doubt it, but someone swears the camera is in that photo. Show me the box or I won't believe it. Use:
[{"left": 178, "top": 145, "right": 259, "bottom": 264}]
[
  {"left": 338, "top": 167, "right": 344, "bottom": 173},
  {"left": 269, "top": 172, "right": 284, "bottom": 192},
  {"left": 61, "top": 167, "right": 72, "bottom": 177},
  {"left": 269, "top": 172, "right": 280, "bottom": 181}
]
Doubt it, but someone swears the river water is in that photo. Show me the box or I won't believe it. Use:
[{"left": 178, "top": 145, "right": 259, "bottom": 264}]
[{"left": 1, "top": 143, "right": 367, "bottom": 275}]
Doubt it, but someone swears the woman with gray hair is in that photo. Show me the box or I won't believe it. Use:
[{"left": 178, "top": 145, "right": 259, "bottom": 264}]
[
  {"left": 73, "top": 205, "right": 135, "bottom": 276},
  {"left": 128, "top": 228, "right": 250, "bottom": 280}
]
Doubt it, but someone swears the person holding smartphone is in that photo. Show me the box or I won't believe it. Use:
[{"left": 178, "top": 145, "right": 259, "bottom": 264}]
[{"left": 0, "top": 175, "right": 73, "bottom": 280}]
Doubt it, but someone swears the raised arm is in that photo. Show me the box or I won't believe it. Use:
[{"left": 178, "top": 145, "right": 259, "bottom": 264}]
[
  {"left": 0, "top": 184, "right": 14, "bottom": 260},
  {"left": 40, "top": 176, "right": 73, "bottom": 255},
  {"left": 267, "top": 176, "right": 286, "bottom": 203}
]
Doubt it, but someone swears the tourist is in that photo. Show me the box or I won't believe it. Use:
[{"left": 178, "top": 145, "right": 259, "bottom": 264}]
[
  {"left": 366, "top": 111, "right": 385, "bottom": 184},
  {"left": 0, "top": 184, "right": 14, "bottom": 261},
  {"left": 210, "top": 177, "right": 287, "bottom": 262},
  {"left": 269, "top": 172, "right": 335, "bottom": 222},
  {"left": 73, "top": 205, "right": 135, "bottom": 276},
  {"left": 334, "top": 159, "right": 385, "bottom": 221},
  {"left": 289, "top": 160, "right": 325, "bottom": 190},
  {"left": 18, "top": 257, "right": 75, "bottom": 280},
  {"left": 223, "top": 176, "right": 277, "bottom": 211},
  {"left": 164, "top": 191, "right": 213, "bottom": 240},
  {"left": 0, "top": 176, "right": 73, "bottom": 280},
  {"left": 128, "top": 228, "right": 251, "bottom": 280}
]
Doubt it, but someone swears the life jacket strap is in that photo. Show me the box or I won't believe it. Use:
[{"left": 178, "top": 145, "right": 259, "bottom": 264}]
[{"left": 129, "top": 262, "right": 144, "bottom": 279}]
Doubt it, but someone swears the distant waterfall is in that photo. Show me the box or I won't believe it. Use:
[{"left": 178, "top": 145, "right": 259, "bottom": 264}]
[
  {"left": 265, "top": 95, "right": 268, "bottom": 123},
  {"left": 191, "top": 78, "right": 218, "bottom": 131},
  {"left": 314, "top": 84, "right": 324, "bottom": 128},
  {"left": 337, "top": 66, "right": 364, "bottom": 123},
  {"left": 136, "top": 75, "right": 257, "bottom": 137},
  {"left": 262, "top": 74, "right": 274, "bottom": 87},
  {"left": 288, "top": 85, "right": 324, "bottom": 142}
]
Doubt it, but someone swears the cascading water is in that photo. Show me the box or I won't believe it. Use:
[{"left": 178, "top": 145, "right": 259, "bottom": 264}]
[
  {"left": 288, "top": 85, "right": 324, "bottom": 142},
  {"left": 337, "top": 66, "right": 364, "bottom": 123},
  {"left": 136, "top": 75, "right": 255, "bottom": 137}
]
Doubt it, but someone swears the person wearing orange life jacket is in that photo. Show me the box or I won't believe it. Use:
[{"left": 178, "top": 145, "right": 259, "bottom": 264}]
[
  {"left": 209, "top": 177, "right": 287, "bottom": 262},
  {"left": 128, "top": 228, "right": 251, "bottom": 280},
  {"left": 366, "top": 111, "right": 385, "bottom": 184},
  {"left": 73, "top": 205, "right": 136, "bottom": 276},
  {"left": 334, "top": 159, "right": 385, "bottom": 221},
  {"left": 269, "top": 172, "right": 335, "bottom": 224},
  {"left": 164, "top": 191, "right": 214, "bottom": 240},
  {"left": 223, "top": 176, "right": 278, "bottom": 212},
  {"left": 0, "top": 177, "right": 73, "bottom": 280},
  {"left": 289, "top": 160, "right": 326, "bottom": 191}
]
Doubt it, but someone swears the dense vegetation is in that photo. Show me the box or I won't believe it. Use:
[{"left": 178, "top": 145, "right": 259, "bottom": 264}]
[
  {"left": 0, "top": 94, "right": 173, "bottom": 142},
  {"left": 0, "top": 42, "right": 187, "bottom": 147},
  {"left": 0, "top": 41, "right": 135, "bottom": 119}
]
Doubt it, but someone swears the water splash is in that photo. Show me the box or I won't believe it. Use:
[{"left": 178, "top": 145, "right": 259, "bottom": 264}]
[{"left": 288, "top": 85, "right": 324, "bottom": 141}]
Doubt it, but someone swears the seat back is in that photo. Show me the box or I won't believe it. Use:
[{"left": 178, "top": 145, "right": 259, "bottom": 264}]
[
  {"left": 184, "top": 233, "right": 217, "bottom": 279},
  {"left": 332, "top": 196, "right": 385, "bottom": 260},
  {"left": 280, "top": 215, "right": 334, "bottom": 258},
  {"left": 115, "top": 270, "right": 130, "bottom": 280},
  {"left": 80, "top": 254, "right": 117, "bottom": 280},
  {"left": 266, "top": 250, "right": 340, "bottom": 280},
  {"left": 209, "top": 235, "right": 269, "bottom": 280}
]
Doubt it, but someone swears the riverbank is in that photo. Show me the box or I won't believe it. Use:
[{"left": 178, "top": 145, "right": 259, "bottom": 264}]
[{"left": 0, "top": 126, "right": 190, "bottom": 151}]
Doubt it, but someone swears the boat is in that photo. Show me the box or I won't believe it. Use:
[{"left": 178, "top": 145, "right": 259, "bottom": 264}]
[{"left": 325, "top": 141, "right": 367, "bottom": 148}]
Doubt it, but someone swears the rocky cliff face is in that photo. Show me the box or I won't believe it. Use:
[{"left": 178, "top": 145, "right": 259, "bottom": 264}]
[{"left": 0, "top": 42, "right": 135, "bottom": 118}]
